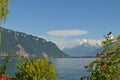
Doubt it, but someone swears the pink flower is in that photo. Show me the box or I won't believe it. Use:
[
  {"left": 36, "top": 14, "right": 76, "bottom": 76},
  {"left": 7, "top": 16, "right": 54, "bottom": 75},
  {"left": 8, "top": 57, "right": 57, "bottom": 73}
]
[
  {"left": 0, "top": 75, "right": 7, "bottom": 80},
  {"left": 96, "top": 53, "right": 100, "bottom": 58}
]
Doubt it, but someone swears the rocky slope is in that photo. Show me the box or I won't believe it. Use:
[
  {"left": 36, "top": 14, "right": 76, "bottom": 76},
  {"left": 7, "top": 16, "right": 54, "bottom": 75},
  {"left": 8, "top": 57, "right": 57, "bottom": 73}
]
[{"left": 0, "top": 27, "right": 68, "bottom": 58}]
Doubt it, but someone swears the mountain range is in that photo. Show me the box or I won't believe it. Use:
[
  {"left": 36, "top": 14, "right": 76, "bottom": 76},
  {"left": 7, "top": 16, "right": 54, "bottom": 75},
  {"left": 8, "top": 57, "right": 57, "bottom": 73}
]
[
  {"left": 62, "top": 39, "right": 103, "bottom": 57},
  {"left": 0, "top": 27, "right": 104, "bottom": 57},
  {"left": 0, "top": 27, "right": 68, "bottom": 58}
]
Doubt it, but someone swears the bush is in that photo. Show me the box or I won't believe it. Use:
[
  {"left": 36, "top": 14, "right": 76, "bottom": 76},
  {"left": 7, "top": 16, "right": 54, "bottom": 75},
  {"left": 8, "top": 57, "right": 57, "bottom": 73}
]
[
  {"left": 15, "top": 58, "right": 58, "bottom": 80},
  {"left": 0, "top": 54, "right": 11, "bottom": 80},
  {"left": 0, "top": 54, "right": 11, "bottom": 75},
  {"left": 82, "top": 35, "right": 120, "bottom": 80}
]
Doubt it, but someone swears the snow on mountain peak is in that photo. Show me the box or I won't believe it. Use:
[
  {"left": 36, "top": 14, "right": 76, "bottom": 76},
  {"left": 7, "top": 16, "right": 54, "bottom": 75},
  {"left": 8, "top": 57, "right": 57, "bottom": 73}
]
[
  {"left": 62, "top": 39, "right": 103, "bottom": 56},
  {"left": 73, "top": 39, "right": 102, "bottom": 47},
  {"left": 53, "top": 39, "right": 103, "bottom": 50}
]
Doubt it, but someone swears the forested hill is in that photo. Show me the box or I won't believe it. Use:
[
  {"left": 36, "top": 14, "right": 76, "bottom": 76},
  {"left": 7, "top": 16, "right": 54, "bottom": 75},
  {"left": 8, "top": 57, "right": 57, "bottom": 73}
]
[{"left": 0, "top": 27, "right": 68, "bottom": 58}]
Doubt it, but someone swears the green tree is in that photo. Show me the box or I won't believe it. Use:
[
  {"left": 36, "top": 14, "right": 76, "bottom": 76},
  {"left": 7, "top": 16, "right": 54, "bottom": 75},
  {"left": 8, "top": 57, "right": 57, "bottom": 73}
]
[
  {"left": 0, "top": 0, "right": 11, "bottom": 43},
  {"left": 0, "top": 32, "right": 2, "bottom": 44},
  {"left": 0, "top": 0, "right": 10, "bottom": 24},
  {"left": 82, "top": 35, "right": 120, "bottom": 80},
  {"left": 0, "top": 54, "right": 11, "bottom": 76},
  {"left": 15, "top": 58, "right": 58, "bottom": 80},
  {"left": 0, "top": 1, "right": 11, "bottom": 79}
]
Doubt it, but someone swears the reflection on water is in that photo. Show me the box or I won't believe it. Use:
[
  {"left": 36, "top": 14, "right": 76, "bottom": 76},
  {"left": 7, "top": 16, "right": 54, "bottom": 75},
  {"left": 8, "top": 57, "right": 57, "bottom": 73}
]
[{"left": 0, "top": 58, "right": 96, "bottom": 80}]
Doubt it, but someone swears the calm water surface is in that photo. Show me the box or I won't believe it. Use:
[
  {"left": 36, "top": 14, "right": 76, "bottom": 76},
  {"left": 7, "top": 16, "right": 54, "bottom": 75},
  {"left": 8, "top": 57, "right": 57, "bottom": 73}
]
[
  {"left": 51, "top": 58, "right": 95, "bottom": 80},
  {"left": 0, "top": 58, "right": 96, "bottom": 80}
]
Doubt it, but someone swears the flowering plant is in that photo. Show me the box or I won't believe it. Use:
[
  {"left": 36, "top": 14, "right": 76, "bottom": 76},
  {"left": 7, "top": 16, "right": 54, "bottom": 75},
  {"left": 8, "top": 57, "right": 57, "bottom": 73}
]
[
  {"left": 81, "top": 35, "right": 120, "bottom": 80},
  {"left": 0, "top": 75, "right": 6, "bottom": 80}
]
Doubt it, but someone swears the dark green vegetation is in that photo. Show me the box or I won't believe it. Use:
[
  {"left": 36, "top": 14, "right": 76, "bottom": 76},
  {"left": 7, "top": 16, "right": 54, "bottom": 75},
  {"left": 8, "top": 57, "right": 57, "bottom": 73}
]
[{"left": 0, "top": 28, "right": 68, "bottom": 58}]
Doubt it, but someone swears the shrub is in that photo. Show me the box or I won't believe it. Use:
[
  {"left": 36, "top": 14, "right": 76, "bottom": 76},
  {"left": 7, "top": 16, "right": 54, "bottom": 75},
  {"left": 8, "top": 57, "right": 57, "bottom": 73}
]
[
  {"left": 0, "top": 54, "right": 11, "bottom": 75},
  {"left": 82, "top": 35, "right": 120, "bottom": 80},
  {"left": 0, "top": 54, "right": 11, "bottom": 80},
  {"left": 15, "top": 58, "right": 58, "bottom": 80}
]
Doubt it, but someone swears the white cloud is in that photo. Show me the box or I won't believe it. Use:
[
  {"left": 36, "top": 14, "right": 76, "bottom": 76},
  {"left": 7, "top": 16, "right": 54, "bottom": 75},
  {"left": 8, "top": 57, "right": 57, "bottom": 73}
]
[{"left": 47, "top": 30, "right": 87, "bottom": 37}]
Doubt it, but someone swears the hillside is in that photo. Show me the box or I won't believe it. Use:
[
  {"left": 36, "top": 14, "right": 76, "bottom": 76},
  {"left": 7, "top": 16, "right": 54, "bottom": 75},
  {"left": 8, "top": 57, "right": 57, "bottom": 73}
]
[{"left": 0, "top": 27, "right": 68, "bottom": 58}]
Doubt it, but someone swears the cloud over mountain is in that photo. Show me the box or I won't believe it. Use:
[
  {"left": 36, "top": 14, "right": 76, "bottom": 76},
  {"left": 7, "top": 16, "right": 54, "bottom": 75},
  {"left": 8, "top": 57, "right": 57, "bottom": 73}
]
[{"left": 47, "top": 30, "right": 87, "bottom": 37}]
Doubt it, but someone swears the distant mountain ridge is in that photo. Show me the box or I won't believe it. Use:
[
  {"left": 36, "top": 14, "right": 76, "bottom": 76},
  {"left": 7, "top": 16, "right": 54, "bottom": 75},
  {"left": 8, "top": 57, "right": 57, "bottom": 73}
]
[
  {"left": 0, "top": 27, "right": 68, "bottom": 58},
  {"left": 63, "top": 39, "right": 103, "bottom": 56}
]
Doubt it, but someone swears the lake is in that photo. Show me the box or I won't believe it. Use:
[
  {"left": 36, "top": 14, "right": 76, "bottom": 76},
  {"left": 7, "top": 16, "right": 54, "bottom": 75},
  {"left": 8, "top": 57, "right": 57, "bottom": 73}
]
[{"left": 0, "top": 58, "right": 96, "bottom": 80}]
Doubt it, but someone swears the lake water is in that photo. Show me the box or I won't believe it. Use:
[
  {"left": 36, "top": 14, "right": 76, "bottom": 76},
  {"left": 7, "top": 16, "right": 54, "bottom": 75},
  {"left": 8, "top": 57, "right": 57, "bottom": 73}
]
[{"left": 0, "top": 58, "right": 96, "bottom": 80}]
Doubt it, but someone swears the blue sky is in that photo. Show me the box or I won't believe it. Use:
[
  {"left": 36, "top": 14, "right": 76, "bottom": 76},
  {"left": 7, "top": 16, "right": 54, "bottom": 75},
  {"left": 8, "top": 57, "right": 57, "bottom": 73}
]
[{"left": 2, "top": 0, "right": 120, "bottom": 48}]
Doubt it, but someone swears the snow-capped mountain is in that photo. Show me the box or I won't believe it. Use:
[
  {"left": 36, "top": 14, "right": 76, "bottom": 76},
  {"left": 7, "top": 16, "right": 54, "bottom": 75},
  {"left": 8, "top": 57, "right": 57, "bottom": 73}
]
[{"left": 62, "top": 39, "right": 103, "bottom": 57}]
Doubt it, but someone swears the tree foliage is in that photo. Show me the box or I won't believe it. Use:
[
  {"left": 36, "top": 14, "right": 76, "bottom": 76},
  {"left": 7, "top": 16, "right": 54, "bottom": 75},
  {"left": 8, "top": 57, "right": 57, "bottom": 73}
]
[
  {"left": 0, "top": 54, "right": 11, "bottom": 76},
  {"left": 15, "top": 58, "right": 58, "bottom": 80},
  {"left": 0, "top": 0, "right": 11, "bottom": 44},
  {"left": 0, "top": 0, "right": 10, "bottom": 24},
  {"left": 82, "top": 35, "right": 120, "bottom": 80},
  {"left": 0, "top": 32, "right": 2, "bottom": 44}
]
